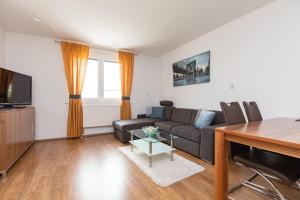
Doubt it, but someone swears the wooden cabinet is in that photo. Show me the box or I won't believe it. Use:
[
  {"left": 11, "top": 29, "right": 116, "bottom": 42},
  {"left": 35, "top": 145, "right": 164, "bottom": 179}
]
[{"left": 0, "top": 107, "right": 35, "bottom": 177}]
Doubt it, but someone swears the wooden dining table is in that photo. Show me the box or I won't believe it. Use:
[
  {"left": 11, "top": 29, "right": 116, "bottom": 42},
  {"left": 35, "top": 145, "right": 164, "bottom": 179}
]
[{"left": 214, "top": 117, "right": 300, "bottom": 200}]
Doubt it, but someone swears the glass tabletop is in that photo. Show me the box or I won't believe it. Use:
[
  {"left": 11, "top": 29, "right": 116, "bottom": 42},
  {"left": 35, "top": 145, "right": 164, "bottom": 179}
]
[{"left": 128, "top": 129, "right": 178, "bottom": 143}]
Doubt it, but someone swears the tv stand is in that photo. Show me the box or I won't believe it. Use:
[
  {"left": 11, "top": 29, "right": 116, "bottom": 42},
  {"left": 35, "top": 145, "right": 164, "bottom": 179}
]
[
  {"left": 0, "top": 107, "right": 35, "bottom": 178},
  {"left": 0, "top": 105, "right": 14, "bottom": 109},
  {"left": 0, "top": 105, "right": 26, "bottom": 109}
]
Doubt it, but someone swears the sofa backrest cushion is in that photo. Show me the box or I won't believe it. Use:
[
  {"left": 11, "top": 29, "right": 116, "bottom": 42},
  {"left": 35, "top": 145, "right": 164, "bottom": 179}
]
[
  {"left": 190, "top": 110, "right": 198, "bottom": 125},
  {"left": 210, "top": 110, "right": 225, "bottom": 125},
  {"left": 164, "top": 107, "right": 174, "bottom": 120},
  {"left": 171, "top": 108, "right": 196, "bottom": 124}
]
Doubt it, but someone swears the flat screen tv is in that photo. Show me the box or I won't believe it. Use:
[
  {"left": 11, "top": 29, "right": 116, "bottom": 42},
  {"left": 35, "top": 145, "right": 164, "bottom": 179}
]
[{"left": 0, "top": 68, "right": 32, "bottom": 107}]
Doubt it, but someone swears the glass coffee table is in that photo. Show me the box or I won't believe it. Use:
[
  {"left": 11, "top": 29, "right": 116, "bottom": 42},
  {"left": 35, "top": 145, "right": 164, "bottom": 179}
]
[{"left": 128, "top": 129, "right": 178, "bottom": 167}]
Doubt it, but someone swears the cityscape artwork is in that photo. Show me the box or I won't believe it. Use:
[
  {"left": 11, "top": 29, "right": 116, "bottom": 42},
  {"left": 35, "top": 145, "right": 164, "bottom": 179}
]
[{"left": 173, "top": 51, "right": 210, "bottom": 87}]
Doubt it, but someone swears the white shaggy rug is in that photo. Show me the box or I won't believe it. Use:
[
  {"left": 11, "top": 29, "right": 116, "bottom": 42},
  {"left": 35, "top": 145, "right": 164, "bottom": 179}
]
[{"left": 118, "top": 146, "right": 205, "bottom": 187}]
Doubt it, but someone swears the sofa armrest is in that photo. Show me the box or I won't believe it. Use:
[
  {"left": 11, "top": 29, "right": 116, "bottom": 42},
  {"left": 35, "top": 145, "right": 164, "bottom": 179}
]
[
  {"left": 137, "top": 114, "right": 147, "bottom": 119},
  {"left": 200, "top": 124, "right": 225, "bottom": 164}
]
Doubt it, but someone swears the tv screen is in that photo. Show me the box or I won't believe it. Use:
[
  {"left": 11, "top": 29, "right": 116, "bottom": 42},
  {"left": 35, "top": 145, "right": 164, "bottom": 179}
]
[{"left": 0, "top": 68, "right": 32, "bottom": 106}]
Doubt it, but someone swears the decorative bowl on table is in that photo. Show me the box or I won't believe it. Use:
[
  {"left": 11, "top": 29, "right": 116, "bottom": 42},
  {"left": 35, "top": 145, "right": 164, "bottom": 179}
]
[{"left": 142, "top": 126, "right": 159, "bottom": 138}]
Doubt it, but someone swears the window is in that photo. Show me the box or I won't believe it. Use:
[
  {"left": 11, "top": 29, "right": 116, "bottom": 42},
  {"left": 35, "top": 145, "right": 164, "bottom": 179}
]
[
  {"left": 104, "top": 62, "right": 121, "bottom": 99},
  {"left": 82, "top": 58, "right": 121, "bottom": 102},
  {"left": 82, "top": 59, "right": 98, "bottom": 99}
]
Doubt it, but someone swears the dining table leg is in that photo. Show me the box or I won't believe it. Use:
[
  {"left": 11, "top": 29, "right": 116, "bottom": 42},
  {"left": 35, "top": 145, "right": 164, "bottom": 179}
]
[{"left": 215, "top": 131, "right": 229, "bottom": 200}]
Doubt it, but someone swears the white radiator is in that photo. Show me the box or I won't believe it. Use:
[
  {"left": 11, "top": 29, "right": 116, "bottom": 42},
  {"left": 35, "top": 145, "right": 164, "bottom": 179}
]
[{"left": 83, "top": 104, "right": 120, "bottom": 128}]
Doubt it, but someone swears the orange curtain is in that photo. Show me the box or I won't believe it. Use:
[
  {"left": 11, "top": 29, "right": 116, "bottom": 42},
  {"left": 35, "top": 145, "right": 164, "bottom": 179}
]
[
  {"left": 61, "top": 42, "right": 89, "bottom": 138},
  {"left": 119, "top": 51, "right": 134, "bottom": 120}
]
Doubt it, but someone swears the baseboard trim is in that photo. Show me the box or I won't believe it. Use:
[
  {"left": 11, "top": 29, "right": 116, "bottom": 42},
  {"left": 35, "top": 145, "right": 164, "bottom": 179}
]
[
  {"left": 83, "top": 132, "right": 113, "bottom": 137},
  {"left": 35, "top": 137, "right": 67, "bottom": 143},
  {"left": 35, "top": 132, "right": 113, "bottom": 143}
]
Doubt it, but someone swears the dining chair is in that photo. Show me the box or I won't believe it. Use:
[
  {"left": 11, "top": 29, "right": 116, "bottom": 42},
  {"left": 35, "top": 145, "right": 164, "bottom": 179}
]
[
  {"left": 242, "top": 101, "right": 262, "bottom": 122},
  {"left": 243, "top": 100, "right": 300, "bottom": 183},
  {"left": 220, "top": 101, "right": 300, "bottom": 200},
  {"left": 220, "top": 102, "right": 249, "bottom": 158}
]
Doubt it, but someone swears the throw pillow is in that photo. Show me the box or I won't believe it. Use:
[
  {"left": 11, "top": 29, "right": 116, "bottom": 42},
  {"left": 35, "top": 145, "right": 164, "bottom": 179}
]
[
  {"left": 149, "top": 107, "right": 164, "bottom": 119},
  {"left": 195, "top": 110, "right": 216, "bottom": 129}
]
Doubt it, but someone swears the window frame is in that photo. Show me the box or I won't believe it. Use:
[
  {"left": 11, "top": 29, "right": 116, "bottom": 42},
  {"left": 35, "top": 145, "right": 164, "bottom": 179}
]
[
  {"left": 82, "top": 51, "right": 121, "bottom": 106},
  {"left": 103, "top": 60, "right": 121, "bottom": 101},
  {"left": 81, "top": 58, "right": 100, "bottom": 101}
]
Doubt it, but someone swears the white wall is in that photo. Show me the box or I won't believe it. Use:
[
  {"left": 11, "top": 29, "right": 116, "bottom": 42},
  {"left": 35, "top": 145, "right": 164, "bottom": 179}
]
[
  {"left": 5, "top": 33, "right": 68, "bottom": 140},
  {"left": 160, "top": 0, "right": 300, "bottom": 119},
  {"left": 0, "top": 26, "right": 5, "bottom": 66},
  {"left": 5, "top": 32, "right": 160, "bottom": 139},
  {"left": 131, "top": 55, "right": 160, "bottom": 117}
]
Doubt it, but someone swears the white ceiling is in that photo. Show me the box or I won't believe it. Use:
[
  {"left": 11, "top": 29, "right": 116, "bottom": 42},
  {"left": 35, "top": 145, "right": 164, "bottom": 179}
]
[{"left": 0, "top": 0, "right": 273, "bottom": 56}]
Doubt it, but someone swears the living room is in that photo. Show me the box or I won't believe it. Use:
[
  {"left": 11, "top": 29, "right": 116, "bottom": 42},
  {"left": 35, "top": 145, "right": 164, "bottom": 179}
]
[{"left": 0, "top": 0, "right": 299, "bottom": 200}]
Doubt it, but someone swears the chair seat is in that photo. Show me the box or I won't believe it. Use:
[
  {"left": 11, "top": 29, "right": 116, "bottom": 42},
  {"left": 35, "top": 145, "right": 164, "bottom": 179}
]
[{"left": 234, "top": 149, "right": 300, "bottom": 185}]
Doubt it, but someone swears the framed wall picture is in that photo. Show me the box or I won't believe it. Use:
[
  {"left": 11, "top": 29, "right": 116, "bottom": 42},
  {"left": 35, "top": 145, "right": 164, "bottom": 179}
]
[{"left": 173, "top": 51, "right": 210, "bottom": 87}]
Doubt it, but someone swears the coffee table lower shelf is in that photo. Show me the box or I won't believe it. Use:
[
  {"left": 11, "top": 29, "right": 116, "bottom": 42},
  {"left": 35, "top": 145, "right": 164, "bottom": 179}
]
[{"left": 129, "top": 139, "right": 176, "bottom": 167}]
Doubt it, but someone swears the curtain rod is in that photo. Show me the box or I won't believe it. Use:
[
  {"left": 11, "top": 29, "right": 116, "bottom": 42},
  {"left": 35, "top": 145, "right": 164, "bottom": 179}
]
[{"left": 54, "top": 40, "right": 137, "bottom": 55}]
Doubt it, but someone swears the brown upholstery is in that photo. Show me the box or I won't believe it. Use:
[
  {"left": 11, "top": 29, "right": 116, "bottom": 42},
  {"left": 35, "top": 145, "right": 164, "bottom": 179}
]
[
  {"left": 164, "top": 107, "right": 174, "bottom": 120},
  {"left": 113, "top": 118, "right": 161, "bottom": 131},
  {"left": 154, "top": 121, "right": 183, "bottom": 132},
  {"left": 235, "top": 150, "right": 300, "bottom": 185},
  {"left": 243, "top": 101, "right": 263, "bottom": 122},
  {"left": 171, "top": 108, "right": 195, "bottom": 124},
  {"left": 113, "top": 106, "right": 225, "bottom": 162},
  {"left": 220, "top": 102, "right": 249, "bottom": 158},
  {"left": 210, "top": 110, "right": 225, "bottom": 125},
  {"left": 190, "top": 110, "right": 198, "bottom": 125},
  {"left": 160, "top": 100, "right": 173, "bottom": 107},
  {"left": 171, "top": 125, "right": 201, "bottom": 142}
]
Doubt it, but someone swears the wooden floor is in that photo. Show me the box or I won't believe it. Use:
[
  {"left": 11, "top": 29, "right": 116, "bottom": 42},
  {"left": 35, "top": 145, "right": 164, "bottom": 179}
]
[{"left": 0, "top": 134, "right": 299, "bottom": 200}]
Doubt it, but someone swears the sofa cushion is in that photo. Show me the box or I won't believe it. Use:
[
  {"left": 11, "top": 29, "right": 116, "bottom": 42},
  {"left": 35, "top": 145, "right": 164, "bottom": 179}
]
[
  {"left": 189, "top": 110, "right": 198, "bottom": 125},
  {"left": 113, "top": 118, "right": 161, "bottom": 132},
  {"left": 164, "top": 107, "right": 174, "bottom": 120},
  {"left": 155, "top": 121, "right": 183, "bottom": 132},
  {"left": 193, "top": 109, "right": 203, "bottom": 125},
  {"left": 171, "top": 125, "right": 201, "bottom": 143},
  {"left": 171, "top": 108, "right": 196, "bottom": 124},
  {"left": 174, "top": 137, "right": 200, "bottom": 157}
]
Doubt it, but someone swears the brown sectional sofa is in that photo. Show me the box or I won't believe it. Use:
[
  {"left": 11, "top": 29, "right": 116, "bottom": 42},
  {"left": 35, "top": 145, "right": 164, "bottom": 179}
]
[
  {"left": 113, "top": 118, "right": 161, "bottom": 142},
  {"left": 113, "top": 107, "right": 225, "bottom": 164}
]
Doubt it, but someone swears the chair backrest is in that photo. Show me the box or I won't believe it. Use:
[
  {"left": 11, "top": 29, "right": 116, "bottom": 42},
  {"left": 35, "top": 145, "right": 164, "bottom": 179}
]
[
  {"left": 220, "top": 102, "right": 249, "bottom": 158},
  {"left": 220, "top": 102, "right": 246, "bottom": 125},
  {"left": 243, "top": 101, "right": 263, "bottom": 122}
]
